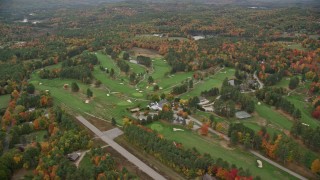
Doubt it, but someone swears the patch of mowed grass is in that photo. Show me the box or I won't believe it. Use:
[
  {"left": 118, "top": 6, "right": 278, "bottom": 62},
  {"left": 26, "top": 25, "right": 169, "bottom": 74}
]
[
  {"left": 25, "top": 130, "right": 48, "bottom": 143},
  {"left": 148, "top": 122, "right": 296, "bottom": 180},
  {"left": 286, "top": 94, "right": 320, "bottom": 128},
  {"left": 132, "top": 93, "right": 143, "bottom": 97},
  {"left": 150, "top": 123, "right": 164, "bottom": 132},
  {"left": 273, "top": 75, "right": 302, "bottom": 89},
  {"left": 0, "top": 94, "right": 10, "bottom": 109},
  {"left": 96, "top": 52, "right": 120, "bottom": 74},
  {"left": 151, "top": 58, "right": 171, "bottom": 80},
  {"left": 274, "top": 78, "right": 290, "bottom": 89},
  {"left": 29, "top": 70, "right": 134, "bottom": 124},
  {"left": 79, "top": 153, "right": 92, "bottom": 170},
  {"left": 194, "top": 110, "right": 227, "bottom": 123},
  {"left": 181, "top": 68, "right": 235, "bottom": 98},
  {"left": 255, "top": 103, "right": 293, "bottom": 130},
  {"left": 128, "top": 62, "right": 146, "bottom": 74},
  {"left": 242, "top": 121, "right": 282, "bottom": 136},
  {"left": 158, "top": 72, "right": 194, "bottom": 90},
  {"left": 92, "top": 66, "right": 139, "bottom": 96}
]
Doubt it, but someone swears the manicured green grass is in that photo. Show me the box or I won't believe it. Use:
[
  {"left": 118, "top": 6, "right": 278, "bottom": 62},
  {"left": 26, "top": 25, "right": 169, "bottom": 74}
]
[
  {"left": 95, "top": 53, "right": 145, "bottom": 97},
  {"left": 287, "top": 94, "right": 320, "bottom": 128},
  {"left": 158, "top": 72, "right": 194, "bottom": 90},
  {"left": 242, "top": 121, "right": 282, "bottom": 136},
  {"left": 150, "top": 58, "right": 171, "bottom": 80},
  {"left": 150, "top": 123, "right": 164, "bottom": 132},
  {"left": 274, "top": 78, "right": 290, "bottom": 89},
  {"left": 0, "top": 94, "right": 10, "bottom": 109},
  {"left": 132, "top": 93, "right": 143, "bottom": 97},
  {"left": 79, "top": 153, "right": 91, "bottom": 169},
  {"left": 181, "top": 68, "right": 235, "bottom": 98},
  {"left": 92, "top": 66, "right": 139, "bottom": 96},
  {"left": 273, "top": 75, "right": 302, "bottom": 89},
  {"left": 29, "top": 70, "right": 134, "bottom": 125},
  {"left": 128, "top": 62, "right": 146, "bottom": 74},
  {"left": 148, "top": 122, "right": 296, "bottom": 180},
  {"left": 96, "top": 52, "right": 120, "bottom": 74},
  {"left": 255, "top": 103, "right": 293, "bottom": 130}
]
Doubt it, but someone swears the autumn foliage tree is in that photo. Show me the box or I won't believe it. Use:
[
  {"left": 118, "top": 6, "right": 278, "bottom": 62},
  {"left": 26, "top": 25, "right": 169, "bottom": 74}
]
[
  {"left": 311, "top": 159, "right": 320, "bottom": 174},
  {"left": 200, "top": 123, "right": 209, "bottom": 136}
]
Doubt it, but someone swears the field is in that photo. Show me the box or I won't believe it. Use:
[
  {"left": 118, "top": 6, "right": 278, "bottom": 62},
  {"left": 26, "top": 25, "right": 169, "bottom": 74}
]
[
  {"left": 24, "top": 130, "right": 48, "bottom": 143},
  {"left": 0, "top": 94, "right": 10, "bottom": 109},
  {"left": 148, "top": 121, "right": 296, "bottom": 180},
  {"left": 255, "top": 103, "right": 293, "bottom": 131},
  {"left": 287, "top": 94, "right": 320, "bottom": 127},
  {"left": 129, "top": 47, "right": 162, "bottom": 58},
  {"left": 29, "top": 70, "right": 134, "bottom": 125},
  {"left": 180, "top": 68, "right": 235, "bottom": 98},
  {"left": 27, "top": 50, "right": 314, "bottom": 179}
]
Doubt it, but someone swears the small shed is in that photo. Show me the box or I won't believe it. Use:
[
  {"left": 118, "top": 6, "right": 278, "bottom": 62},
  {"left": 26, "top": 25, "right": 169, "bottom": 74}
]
[
  {"left": 235, "top": 111, "right": 252, "bottom": 119},
  {"left": 228, "top": 79, "right": 235, "bottom": 86},
  {"left": 67, "top": 152, "right": 81, "bottom": 162}
]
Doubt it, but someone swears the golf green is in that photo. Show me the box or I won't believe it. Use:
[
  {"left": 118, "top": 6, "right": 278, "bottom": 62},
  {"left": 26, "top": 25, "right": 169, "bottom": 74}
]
[{"left": 150, "top": 123, "right": 164, "bottom": 132}]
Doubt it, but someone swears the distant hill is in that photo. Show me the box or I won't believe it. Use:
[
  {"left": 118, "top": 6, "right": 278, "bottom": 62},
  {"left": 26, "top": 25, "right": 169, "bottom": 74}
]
[
  {"left": 144, "top": 0, "right": 320, "bottom": 7},
  {"left": 0, "top": 0, "right": 124, "bottom": 11}
]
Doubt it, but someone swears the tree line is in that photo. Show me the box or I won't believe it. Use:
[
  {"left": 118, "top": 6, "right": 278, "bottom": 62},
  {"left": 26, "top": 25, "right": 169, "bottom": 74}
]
[{"left": 124, "top": 124, "right": 255, "bottom": 179}]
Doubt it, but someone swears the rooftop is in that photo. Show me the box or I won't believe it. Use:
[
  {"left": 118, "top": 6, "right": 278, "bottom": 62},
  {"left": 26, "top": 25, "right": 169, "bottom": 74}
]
[{"left": 235, "top": 111, "right": 252, "bottom": 119}]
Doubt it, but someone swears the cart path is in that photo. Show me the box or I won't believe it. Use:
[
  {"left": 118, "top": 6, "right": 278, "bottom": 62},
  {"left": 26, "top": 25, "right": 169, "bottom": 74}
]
[
  {"left": 189, "top": 115, "right": 307, "bottom": 180},
  {"left": 76, "top": 116, "right": 166, "bottom": 180},
  {"left": 250, "top": 150, "right": 307, "bottom": 180}
]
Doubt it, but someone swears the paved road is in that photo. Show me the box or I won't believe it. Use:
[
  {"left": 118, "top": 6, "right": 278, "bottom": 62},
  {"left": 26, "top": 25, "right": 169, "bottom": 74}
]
[
  {"left": 76, "top": 116, "right": 166, "bottom": 180},
  {"left": 250, "top": 150, "right": 307, "bottom": 180},
  {"left": 253, "top": 71, "right": 264, "bottom": 89},
  {"left": 188, "top": 115, "right": 307, "bottom": 180},
  {"left": 102, "top": 128, "right": 124, "bottom": 139},
  {"left": 188, "top": 115, "right": 230, "bottom": 141}
]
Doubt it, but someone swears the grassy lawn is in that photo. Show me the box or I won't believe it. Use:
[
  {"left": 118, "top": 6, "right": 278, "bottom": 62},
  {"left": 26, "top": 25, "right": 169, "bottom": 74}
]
[
  {"left": 0, "top": 94, "right": 10, "bottom": 109},
  {"left": 79, "top": 153, "right": 91, "bottom": 169},
  {"left": 150, "top": 58, "right": 171, "bottom": 80},
  {"left": 96, "top": 52, "right": 120, "bottom": 74},
  {"left": 194, "top": 110, "right": 227, "bottom": 123},
  {"left": 255, "top": 103, "right": 293, "bottom": 130},
  {"left": 24, "top": 130, "right": 48, "bottom": 143},
  {"left": 95, "top": 53, "right": 148, "bottom": 98},
  {"left": 158, "top": 72, "right": 194, "bottom": 90},
  {"left": 274, "top": 77, "right": 290, "bottom": 89},
  {"left": 180, "top": 68, "right": 235, "bottom": 98},
  {"left": 128, "top": 62, "right": 146, "bottom": 74},
  {"left": 148, "top": 121, "right": 296, "bottom": 180},
  {"left": 286, "top": 94, "right": 320, "bottom": 128},
  {"left": 29, "top": 70, "right": 136, "bottom": 125},
  {"left": 242, "top": 121, "right": 282, "bottom": 136}
]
